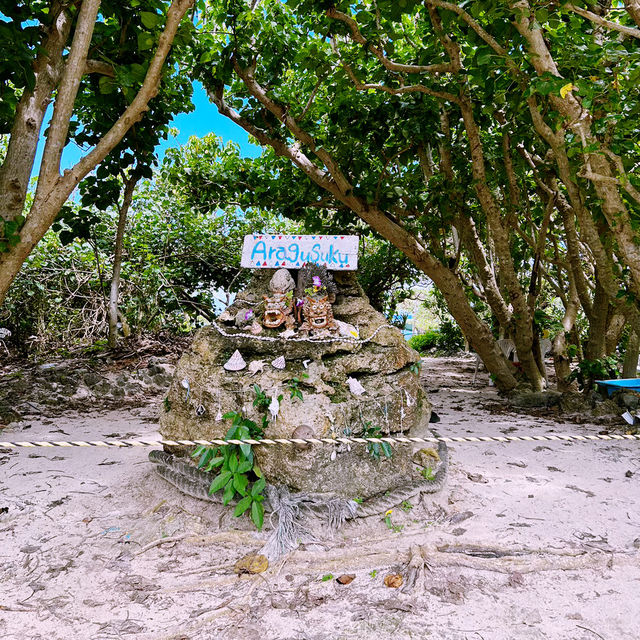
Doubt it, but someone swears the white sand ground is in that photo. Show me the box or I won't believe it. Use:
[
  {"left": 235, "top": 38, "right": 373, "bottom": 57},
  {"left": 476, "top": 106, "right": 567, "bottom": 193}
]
[{"left": 1, "top": 355, "right": 639, "bottom": 640}]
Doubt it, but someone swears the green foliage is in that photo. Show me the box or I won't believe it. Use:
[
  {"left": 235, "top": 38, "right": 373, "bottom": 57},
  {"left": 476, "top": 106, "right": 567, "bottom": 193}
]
[
  {"left": 568, "top": 356, "right": 620, "bottom": 390},
  {"left": 420, "top": 466, "right": 435, "bottom": 482},
  {"left": 438, "top": 320, "right": 465, "bottom": 352},
  {"left": 1, "top": 172, "right": 275, "bottom": 350},
  {"left": 363, "top": 422, "right": 393, "bottom": 461},
  {"left": 408, "top": 322, "right": 464, "bottom": 354},
  {"left": 408, "top": 331, "right": 440, "bottom": 353},
  {"left": 191, "top": 411, "right": 266, "bottom": 530},
  {"left": 287, "top": 375, "right": 308, "bottom": 402}
]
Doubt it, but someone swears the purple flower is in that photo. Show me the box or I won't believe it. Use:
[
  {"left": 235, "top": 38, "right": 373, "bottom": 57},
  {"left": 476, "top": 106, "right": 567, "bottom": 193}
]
[
  {"left": 244, "top": 310, "right": 253, "bottom": 320},
  {"left": 296, "top": 299, "right": 304, "bottom": 307},
  {"left": 312, "top": 276, "right": 322, "bottom": 288}
]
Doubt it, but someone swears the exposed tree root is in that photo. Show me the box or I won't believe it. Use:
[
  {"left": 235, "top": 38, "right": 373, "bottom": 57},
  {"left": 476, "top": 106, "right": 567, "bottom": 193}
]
[{"left": 285, "top": 543, "right": 638, "bottom": 576}]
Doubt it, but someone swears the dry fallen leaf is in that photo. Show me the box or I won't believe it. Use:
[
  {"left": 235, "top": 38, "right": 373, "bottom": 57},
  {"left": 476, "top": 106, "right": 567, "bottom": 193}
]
[
  {"left": 234, "top": 553, "right": 269, "bottom": 575},
  {"left": 384, "top": 574, "right": 403, "bottom": 588},
  {"left": 336, "top": 574, "right": 355, "bottom": 585}
]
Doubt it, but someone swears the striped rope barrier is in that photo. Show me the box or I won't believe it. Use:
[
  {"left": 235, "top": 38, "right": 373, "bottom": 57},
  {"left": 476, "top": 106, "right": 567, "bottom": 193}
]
[{"left": 1, "top": 432, "right": 639, "bottom": 449}]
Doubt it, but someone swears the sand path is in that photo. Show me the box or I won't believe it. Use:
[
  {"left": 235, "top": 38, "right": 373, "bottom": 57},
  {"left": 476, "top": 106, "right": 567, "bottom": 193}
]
[{"left": 1, "top": 355, "right": 638, "bottom": 639}]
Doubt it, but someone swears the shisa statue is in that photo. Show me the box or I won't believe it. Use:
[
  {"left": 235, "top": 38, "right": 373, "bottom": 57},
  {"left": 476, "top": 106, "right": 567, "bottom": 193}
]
[
  {"left": 295, "top": 264, "right": 338, "bottom": 336},
  {"left": 262, "top": 268, "right": 296, "bottom": 330}
]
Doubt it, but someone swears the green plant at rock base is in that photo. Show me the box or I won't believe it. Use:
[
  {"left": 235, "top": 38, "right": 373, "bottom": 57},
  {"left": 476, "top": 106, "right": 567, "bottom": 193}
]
[
  {"left": 252, "top": 384, "right": 271, "bottom": 432},
  {"left": 383, "top": 509, "right": 404, "bottom": 534},
  {"left": 420, "top": 466, "right": 435, "bottom": 482},
  {"left": 191, "top": 411, "right": 265, "bottom": 529},
  {"left": 287, "top": 375, "right": 308, "bottom": 402},
  {"left": 369, "top": 569, "right": 378, "bottom": 579},
  {"left": 567, "top": 356, "right": 620, "bottom": 390},
  {"left": 363, "top": 422, "right": 393, "bottom": 460},
  {"left": 321, "top": 574, "right": 334, "bottom": 582}
]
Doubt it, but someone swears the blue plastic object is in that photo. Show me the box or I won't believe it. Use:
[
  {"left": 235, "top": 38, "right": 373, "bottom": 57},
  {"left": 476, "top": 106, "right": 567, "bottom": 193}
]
[{"left": 596, "top": 378, "right": 640, "bottom": 397}]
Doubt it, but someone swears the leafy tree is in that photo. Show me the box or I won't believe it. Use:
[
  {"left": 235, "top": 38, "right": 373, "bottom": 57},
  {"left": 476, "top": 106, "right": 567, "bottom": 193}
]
[
  {"left": 163, "top": 134, "right": 422, "bottom": 315},
  {"left": 0, "top": 0, "right": 195, "bottom": 306},
  {"left": 2, "top": 161, "right": 290, "bottom": 350},
  {"left": 185, "top": 0, "right": 640, "bottom": 391}
]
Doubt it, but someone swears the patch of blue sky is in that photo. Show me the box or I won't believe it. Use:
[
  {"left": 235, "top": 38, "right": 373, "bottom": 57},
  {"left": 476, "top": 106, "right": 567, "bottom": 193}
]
[{"left": 30, "top": 81, "right": 261, "bottom": 180}]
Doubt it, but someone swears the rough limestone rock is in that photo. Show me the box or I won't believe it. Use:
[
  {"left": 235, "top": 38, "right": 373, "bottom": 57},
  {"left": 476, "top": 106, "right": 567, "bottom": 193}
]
[{"left": 160, "top": 271, "right": 431, "bottom": 500}]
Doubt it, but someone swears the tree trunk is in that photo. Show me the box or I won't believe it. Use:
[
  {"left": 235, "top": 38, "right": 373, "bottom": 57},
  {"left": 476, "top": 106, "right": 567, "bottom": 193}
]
[
  {"left": 553, "top": 278, "right": 579, "bottom": 391},
  {"left": 0, "top": 0, "right": 194, "bottom": 307},
  {"left": 0, "top": 3, "right": 71, "bottom": 224},
  {"left": 605, "top": 313, "right": 626, "bottom": 355},
  {"left": 458, "top": 95, "right": 542, "bottom": 390},
  {"left": 108, "top": 176, "right": 136, "bottom": 348},
  {"left": 622, "top": 330, "right": 640, "bottom": 378},
  {"left": 584, "top": 281, "right": 609, "bottom": 360}
]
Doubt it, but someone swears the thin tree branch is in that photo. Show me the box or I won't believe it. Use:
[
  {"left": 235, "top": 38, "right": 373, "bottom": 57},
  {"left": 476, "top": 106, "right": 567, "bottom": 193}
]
[
  {"left": 296, "top": 68, "right": 332, "bottom": 121},
  {"left": 564, "top": 3, "right": 640, "bottom": 40},
  {"left": 83, "top": 59, "right": 116, "bottom": 77},
  {"left": 327, "top": 8, "right": 456, "bottom": 74},
  {"left": 40, "top": 0, "right": 101, "bottom": 187},
  {"left": 331, "top": 39, "right": 460, "bottom": 103}
]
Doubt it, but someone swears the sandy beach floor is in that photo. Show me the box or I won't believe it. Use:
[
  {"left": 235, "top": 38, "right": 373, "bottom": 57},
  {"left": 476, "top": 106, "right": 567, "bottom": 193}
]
[{"left": 1, "top": 355, "right": 638, "bottom": 639}]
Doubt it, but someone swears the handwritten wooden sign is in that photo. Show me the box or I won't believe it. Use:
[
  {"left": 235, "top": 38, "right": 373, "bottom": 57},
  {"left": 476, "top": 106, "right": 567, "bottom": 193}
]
[{"left": 241, "top": 235, "right": 359, "bottom": 270}]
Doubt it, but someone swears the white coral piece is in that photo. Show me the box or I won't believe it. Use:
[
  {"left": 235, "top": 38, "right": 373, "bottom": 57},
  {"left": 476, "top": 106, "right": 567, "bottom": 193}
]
[
  {"left": 271, "top": 355, "right": 286, "bottom": 370},
  {"left": 269, "top": 394, "right": 280, "bottom": 421},
  {"left": 248, "top": 360, "right": 265, "bottom": 376},
  {"left": 346, "top": 377, "right": 366, "bottom": 396}
]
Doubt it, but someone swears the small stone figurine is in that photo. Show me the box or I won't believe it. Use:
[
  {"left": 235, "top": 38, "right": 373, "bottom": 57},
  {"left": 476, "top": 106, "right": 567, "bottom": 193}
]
[{"left": 262, "top": 268, "right": 296, "bottom": 330}]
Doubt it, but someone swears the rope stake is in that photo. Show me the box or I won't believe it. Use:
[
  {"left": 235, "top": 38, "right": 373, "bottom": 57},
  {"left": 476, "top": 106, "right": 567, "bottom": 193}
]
[{"left": 1, "top": 432, "right": 639, "bottom": 449}]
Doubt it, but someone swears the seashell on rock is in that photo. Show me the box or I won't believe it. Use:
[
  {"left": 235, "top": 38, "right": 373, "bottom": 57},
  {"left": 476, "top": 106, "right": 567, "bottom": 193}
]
[
  {"left": 249, "top": 321, "right": 263, "bottom": 335},
  {"left": 219, "top": 309, "right": 234, "bottom": 323},
  {"left": 335, "top": 319, "right": 360, "bottom": 340},
  {"left": 248, "top": 360, "right": 265, "bottom": 376},
  {"left": 224, "top": 350, "right": 247, "bottom": 371},
  {"left": 281, "top": 328, "right": 296, "bottom": 339},
  {"left": 215, "top": 409, "right": 223, "bottom": 421},
  {"left": 271, "top": 355, "right": 286, "bottom": 370},
  {"left": 195, "top": 404, "right": 207, "bottom": 417},
  {"left": 346, "top": 377, "right": 366, "bottom": 396},
  {"left": 291, "top": 425, "right": 314, "bottom": 450}
]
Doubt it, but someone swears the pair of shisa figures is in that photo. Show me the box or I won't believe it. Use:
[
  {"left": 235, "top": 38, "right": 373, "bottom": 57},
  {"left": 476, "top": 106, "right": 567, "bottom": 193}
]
[{"left": 262, "top": 264, "right": 338, "bottom": 336}]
